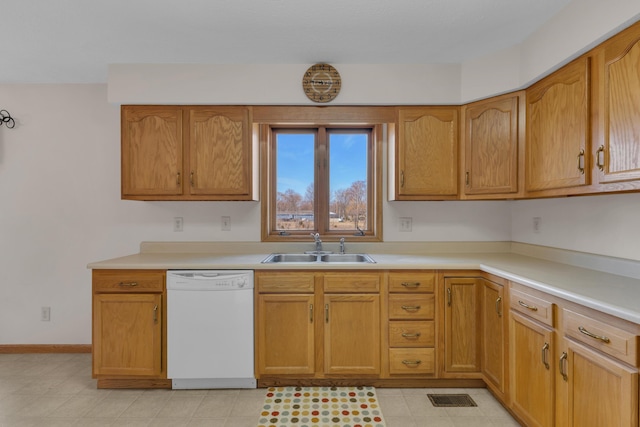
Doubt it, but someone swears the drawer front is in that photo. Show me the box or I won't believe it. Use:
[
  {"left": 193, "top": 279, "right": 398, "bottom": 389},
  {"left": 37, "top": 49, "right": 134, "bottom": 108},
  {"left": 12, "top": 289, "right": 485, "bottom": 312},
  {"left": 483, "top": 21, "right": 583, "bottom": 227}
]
[
  {"left": 389, "top": 272, "right": 435, "bottom": 293},
  {"left": 389, "top": 348, "right": 435, "bottom": 375},
  {"left": 564, "top": 309, "right": 638, "bottom": 365},
  {"left": 256, "top": 272, "right": 315, "bottom": 293},
  {"left": 389, "top": 321, "right": 435, "bottom": 347},
  {"left": 509, "top": 287, "right": 554, "bottom": 327},
  {"left": 389, "top": 294, "right": 435, "bottom": 320},
  {"left": 323, "top": 273, "right": 380, "bottom": 293},
  {"left": 92, "top": 270, "right": 164, "bottom": 293}
]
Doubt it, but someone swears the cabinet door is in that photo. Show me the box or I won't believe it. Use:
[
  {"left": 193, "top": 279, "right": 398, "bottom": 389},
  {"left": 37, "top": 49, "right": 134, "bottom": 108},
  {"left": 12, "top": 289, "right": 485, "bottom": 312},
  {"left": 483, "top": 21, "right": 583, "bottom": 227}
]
[
  {"left": 188, "top": 107, "right": 252, "bottom": 198},
  {"left": 596, "top": 24, "right": 640, "bottom": 184},
  {"left": 396, "top": 107, "right": 458, "bottom": 199},
  {"left": 564, "top": 340, "right": 638, "bottom": 427},
  {"left": 93, "top": 293, "right": 162, "bottom": 377},
  {"left": 463, "top": 94, "right": 520, "bottom": 195},
  {"left": 256, "top": 294, "right": 315, "bottom": 376},
  {"left": 121, "top": 106, "right": 183, "bottom": 197},
  {"left": 443, "top": 277, "right": 480, "bottom": 373},
  {"left": 481, "top": 279, "right": 505, "bottom": 394},
  {"left": 509, "top": 311, "right": 555, "bottom": 427},
  {"left": 324, "top": 294, "right": 380, "bottom": 375},
  {"left": 526, "top": 57, "right": 591, "bottom": 192}
]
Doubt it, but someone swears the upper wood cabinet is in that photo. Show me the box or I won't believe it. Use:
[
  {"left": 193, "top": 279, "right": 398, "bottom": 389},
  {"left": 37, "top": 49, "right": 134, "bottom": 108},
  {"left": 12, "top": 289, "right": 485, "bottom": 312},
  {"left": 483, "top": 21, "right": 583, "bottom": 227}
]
[
  {"left": 121, "top": 106, "right": 184, "bottom": 197},
  {"left": 593, "top": 21, "right": 640, "bottom": 185},
  {"left": 526, "top": 57, "right": 591, "bottom": 194},
  {"left": 393, "top": 107, "right": 459, "bottom": 200},
  {"left": 461, "top": 93, "right": 524, "bottom": 198},
  {"left": 121, "top": 105, "right": 256, "bottom": 201}
]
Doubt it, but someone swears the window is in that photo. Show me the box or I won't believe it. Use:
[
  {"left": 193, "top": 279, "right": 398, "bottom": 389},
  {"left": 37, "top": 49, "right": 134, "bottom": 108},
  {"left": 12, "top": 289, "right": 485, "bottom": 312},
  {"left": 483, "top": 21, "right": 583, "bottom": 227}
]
[{"left": 262, "top": 124, "right": 381, "bottom": 241}]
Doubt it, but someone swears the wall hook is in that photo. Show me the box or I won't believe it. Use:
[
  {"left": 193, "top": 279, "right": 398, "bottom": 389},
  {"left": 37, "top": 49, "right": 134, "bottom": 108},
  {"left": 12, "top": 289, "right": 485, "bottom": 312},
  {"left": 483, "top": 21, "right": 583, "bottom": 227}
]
[{"left": 0, "top": 110, "right": 15, "bottom": 129}]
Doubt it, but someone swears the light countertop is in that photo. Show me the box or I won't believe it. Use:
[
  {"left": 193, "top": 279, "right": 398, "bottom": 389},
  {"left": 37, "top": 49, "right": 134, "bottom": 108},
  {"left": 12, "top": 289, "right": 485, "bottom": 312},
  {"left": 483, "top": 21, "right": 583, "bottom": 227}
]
[{"left": 88, "top": 243, "right": 640, "bottom": 324}]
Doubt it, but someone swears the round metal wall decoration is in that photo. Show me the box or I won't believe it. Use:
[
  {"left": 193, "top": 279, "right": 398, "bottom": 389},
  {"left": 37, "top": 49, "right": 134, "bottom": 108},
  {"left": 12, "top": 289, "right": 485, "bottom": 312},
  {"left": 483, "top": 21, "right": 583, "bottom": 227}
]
[{"left": 302, "top": 63, "right": 341, "bottom": 103}]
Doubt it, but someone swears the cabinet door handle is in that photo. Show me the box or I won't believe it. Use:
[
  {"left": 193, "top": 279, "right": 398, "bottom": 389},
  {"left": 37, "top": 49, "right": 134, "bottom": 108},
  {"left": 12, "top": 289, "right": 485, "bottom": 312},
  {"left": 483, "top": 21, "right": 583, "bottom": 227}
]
[
  {"left": 190, "top": 171, "right": 195, "bottom": 187},
  {"left": 541, "top": 342, "right": 550, "bottom": 369},
  {"left": 176, "top": 172, "right": 181, "bottom": 186},
  {"left": 518, "top": 300, "right": 538, "bottom": 311},
  {"left": 309, "top": 304, "right": 314, "bottom": 323},
  {"left": 559, "top": 351, "right": 568, "bottom": 381},
  {"left": 153, "top": 304, "right": 158, "bottom": 323},
  {"left": 118, "top": 282, "right": 138, "bottom": 287},
  {"left": 325, "top": 304, "right": 329, "bottom": 323},
  {"left": 577, "top": 149, "right": 585, "bottom": 174},
  {"left": 401, "top": 305, "right": 421, "bottom": 312},
  {"left": 578, "top": 326, "right": 610, "bottom": 343},
  {"left": 401, "top": 282, "right": 421, "bottom": 288},
  {"left": 447, "top": 288, "right": 452, "bottom": 306},
  {"left": 596, "top": 145, "right": 605, "bottom": 171},
  {"left": 400, "top": 170, "right": 405, "bottom": 188},
  {"left": 465, "top": 171, "right": 470, "bottom": 186},
  {"left": 402, "top": 359, "right": 422, "bottom": 366},
  {"left": 401, "top": 332, "right": 421, "bottom": 338},
  {"left": 495, "top": 296, "right": 502, "bottom": 317}
]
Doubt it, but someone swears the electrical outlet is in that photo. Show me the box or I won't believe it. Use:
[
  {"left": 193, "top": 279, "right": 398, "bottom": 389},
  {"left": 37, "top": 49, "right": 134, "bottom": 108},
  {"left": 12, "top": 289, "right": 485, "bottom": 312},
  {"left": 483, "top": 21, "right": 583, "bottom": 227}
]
[
  {"left": 173, "top": 217, "right": 183, "bottom": 232},
  {"left": 533, "top": 217, "right": 542, "bottom": 234},
  {"left": 41, "top": 306, "right": 51, "bottom": 322},
  {"left": 399, "top": 217, "right": 412, "bottom": 232},
  {"left": 221, "top": 216, "right": 231, "bottom": 231}
]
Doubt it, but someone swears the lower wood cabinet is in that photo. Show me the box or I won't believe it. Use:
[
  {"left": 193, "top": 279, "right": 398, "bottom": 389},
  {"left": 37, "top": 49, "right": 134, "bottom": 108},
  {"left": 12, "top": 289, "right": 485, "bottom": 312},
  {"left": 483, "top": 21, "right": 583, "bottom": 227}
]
[
  {"left": 387, "top": 271, "right": 437, "bottom": 378},
  {"left": 509, "top": 310, "right": 555, "bottom": 427},
  {"left": 92, "top": 270, "right": 166, "bottom": 384},
  {"left": 481, "top": 277, "right": 507, "bottom": 399},
  {"left": 255, "top": 271, "right": 381, "bottom": 380},
  {"left": 256, "top": 294, "right": 315, "bottom": 376},
  {"left": 324, "top": 293, "right": 380, "bottom": 375},
  {"left": 442, "top": 275, "right": 481, "bottom": 375}
]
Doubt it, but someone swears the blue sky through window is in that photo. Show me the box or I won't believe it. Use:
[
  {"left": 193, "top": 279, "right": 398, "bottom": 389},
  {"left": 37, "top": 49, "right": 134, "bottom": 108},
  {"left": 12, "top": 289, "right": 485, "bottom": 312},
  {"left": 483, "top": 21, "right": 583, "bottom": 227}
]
[{"left": 276, "top": 132, "right": 367, "bottom": 196}]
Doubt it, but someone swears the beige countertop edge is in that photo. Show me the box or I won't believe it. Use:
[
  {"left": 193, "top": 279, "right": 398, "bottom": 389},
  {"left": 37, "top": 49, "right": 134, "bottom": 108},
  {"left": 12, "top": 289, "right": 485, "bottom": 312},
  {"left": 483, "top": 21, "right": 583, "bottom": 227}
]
[{"left": 87, "top": 252, "right": 640, "bottom": 324}]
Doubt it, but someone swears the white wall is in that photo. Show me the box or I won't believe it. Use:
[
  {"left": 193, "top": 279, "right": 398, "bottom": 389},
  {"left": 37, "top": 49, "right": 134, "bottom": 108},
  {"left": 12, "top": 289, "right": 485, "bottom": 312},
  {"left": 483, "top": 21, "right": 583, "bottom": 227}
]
[{"left": 510, "top": 194, "right": 640, "bottom": 262}]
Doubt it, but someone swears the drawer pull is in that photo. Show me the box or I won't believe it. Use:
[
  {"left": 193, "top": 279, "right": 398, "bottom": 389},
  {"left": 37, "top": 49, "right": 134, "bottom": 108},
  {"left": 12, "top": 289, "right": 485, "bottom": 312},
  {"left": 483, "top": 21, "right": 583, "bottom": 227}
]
[
  {"left": 578, "top": 326, "right": 610, "bottom": 343},
  {"left": 402, "top": 359, "right": 422, "bottom": 366},
  {"left": 401, "top": 282, "right": 421, "bottom": 288},
  {"left": 401, "top": 332, "right": 421, "bottom": 339},
  {"left": 518, "top": 300, "right": 538, "bottom": 311},
  {"left": 401, "top": 305, "right": 421, "bottom": 312},
  {"left": 118, "top": 282, "right": 138, "bottom": 287}
]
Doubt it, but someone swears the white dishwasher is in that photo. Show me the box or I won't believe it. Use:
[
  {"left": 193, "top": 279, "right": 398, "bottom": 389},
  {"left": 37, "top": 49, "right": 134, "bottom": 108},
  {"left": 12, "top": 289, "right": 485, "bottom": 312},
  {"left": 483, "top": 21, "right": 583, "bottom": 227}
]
[{"left": 167, "top": 270, "right": 256, "bottom": 389}]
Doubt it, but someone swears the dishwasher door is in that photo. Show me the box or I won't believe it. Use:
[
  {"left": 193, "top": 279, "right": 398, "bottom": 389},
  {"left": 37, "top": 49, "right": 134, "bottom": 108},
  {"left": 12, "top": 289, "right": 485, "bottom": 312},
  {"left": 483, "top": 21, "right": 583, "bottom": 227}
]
[{"left": 167, "top": 270, "right": 256, "bottom": 389}]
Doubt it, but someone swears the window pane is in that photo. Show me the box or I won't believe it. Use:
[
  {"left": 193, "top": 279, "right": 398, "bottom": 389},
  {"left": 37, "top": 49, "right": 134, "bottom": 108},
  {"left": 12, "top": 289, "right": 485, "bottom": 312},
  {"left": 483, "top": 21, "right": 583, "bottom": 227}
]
[
  {"left": 329, "top": 132, "right": 369, "bottom": 231},
  {"left": 275, "top": 132, "right": 315, "bottom": 231}
]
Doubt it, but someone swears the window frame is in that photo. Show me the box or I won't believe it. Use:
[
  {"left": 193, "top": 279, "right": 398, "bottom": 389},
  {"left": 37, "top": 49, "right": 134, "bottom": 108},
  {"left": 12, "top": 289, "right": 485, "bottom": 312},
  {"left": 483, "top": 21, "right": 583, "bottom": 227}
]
[{"left": 260, "top": 122, "right": 383, "bottom": 242}]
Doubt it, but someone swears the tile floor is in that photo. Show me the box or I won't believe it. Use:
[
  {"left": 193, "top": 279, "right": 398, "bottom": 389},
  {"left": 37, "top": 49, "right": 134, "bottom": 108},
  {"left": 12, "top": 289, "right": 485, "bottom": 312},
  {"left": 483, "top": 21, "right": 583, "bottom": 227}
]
[{"left": 0, "top": 353, "right": 521, "bottom": 426}]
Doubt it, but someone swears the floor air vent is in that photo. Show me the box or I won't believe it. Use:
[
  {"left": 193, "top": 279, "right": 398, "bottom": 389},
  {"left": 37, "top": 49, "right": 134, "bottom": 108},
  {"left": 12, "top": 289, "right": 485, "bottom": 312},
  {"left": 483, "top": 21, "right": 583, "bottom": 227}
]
[{"left": 427, "top": 394, "right": 477, "bottom": 407}]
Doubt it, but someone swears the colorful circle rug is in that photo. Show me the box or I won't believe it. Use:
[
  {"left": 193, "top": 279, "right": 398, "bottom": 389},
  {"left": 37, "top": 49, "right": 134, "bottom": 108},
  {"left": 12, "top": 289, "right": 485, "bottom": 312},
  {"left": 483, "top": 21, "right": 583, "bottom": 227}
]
[{"left": 258, "top": 386, "right": 386, "bottom": 427}]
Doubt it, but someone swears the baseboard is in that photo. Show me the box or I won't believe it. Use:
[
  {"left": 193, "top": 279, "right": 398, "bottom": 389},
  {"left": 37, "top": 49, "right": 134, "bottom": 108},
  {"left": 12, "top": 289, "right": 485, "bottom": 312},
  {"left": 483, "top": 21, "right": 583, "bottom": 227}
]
[{"left": 0, "top": 344, "right": 91, "bottom": 354}]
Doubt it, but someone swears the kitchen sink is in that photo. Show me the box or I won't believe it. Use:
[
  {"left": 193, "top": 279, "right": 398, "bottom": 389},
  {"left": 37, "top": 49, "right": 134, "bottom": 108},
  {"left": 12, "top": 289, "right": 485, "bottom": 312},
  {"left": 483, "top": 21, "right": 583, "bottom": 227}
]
[
  {"left": 261, "top": 253, "right": 376, "bottom": 264},
  {"left": 261, "top": 254, "right": 319, "bottom": 263},
  {"left": 319, "top": 254, "right": 376, "bottom": 263}
]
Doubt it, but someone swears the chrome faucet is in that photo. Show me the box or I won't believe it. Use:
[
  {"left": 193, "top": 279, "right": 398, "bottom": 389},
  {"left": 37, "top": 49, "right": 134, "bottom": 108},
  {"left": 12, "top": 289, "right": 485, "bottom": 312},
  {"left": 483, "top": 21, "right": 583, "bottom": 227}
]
[
  {"left": 339, "top": 237, "right": 345, "bottom": 254},
  {"left": 311, "top": 233, "right": 323, "bottom": 252}
]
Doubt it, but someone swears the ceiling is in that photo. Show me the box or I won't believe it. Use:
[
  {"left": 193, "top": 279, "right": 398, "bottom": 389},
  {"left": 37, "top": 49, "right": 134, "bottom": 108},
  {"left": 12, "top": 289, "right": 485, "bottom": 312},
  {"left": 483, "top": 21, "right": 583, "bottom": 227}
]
[{"left": 1, "top": 0, "right": 571, "bottom": 83}]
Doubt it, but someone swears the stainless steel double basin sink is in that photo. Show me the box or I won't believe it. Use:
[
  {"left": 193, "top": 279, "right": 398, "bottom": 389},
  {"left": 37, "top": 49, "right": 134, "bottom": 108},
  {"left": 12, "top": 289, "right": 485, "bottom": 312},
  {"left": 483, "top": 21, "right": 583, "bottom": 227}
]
[{"left": 261, "top": 253, "right": 376, "bottom": 264}]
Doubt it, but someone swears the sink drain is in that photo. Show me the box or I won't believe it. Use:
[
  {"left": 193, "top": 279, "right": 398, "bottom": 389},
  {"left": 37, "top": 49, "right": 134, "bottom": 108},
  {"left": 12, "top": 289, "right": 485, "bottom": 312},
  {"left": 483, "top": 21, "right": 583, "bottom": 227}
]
[{"left": 427, "top": 394, "right": 477, "bottom": 407}]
